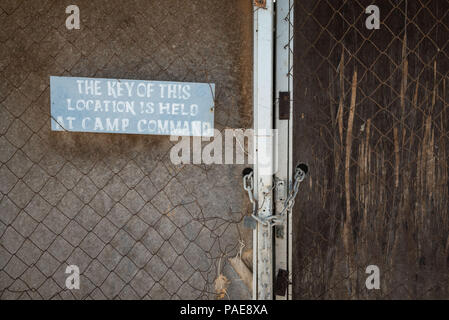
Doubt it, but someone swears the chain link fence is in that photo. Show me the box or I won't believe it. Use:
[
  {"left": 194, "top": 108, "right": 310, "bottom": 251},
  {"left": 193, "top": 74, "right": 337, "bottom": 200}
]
[
  {"left": 0, "top": 0, "right": 253, "bottom": 300},
  {"left": 293, "top": 0, "right": 449, "bottom": 299}
]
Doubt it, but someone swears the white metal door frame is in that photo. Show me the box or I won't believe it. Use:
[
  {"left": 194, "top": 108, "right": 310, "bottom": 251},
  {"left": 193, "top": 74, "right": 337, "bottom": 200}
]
[
  {"left": 274, "top": 0, "right": 294, "bottom": 301},
  {"left": 253, "top": 0, "right": 274, "bottom": 300},
  {"left": 252, "top": 0, "right": 294, "bottom": 300}
]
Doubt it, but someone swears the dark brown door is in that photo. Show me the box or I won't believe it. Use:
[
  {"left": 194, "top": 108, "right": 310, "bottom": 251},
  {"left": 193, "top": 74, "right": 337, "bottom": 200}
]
[{"left": 293, "top": 0, "right": 449, "bottom": 299}]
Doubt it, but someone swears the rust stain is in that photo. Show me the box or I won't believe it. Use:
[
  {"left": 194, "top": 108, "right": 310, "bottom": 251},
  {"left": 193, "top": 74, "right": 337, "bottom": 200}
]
[
  {"left": 394, "top": 127, "right": 400, "bottom": 188},
  {"left": 400, "top": 34, "right": 408, "bottom": 151},
  {"left": 343, "top": 70, "right": 357, "bottom": 293},
  {"left": 335, "top": 49, "right": 345, "bottom": 178},
  {"left": 254, "top": 0, "right": 267, "bottom": 9},
  {"left": 400, "top": 34, "right": 408, "bottom": 115},
  {"left": 338, "top": 48, "right": 345, "bottom": 145},
  {"left": 344, "top": 70, "right": 357, "bottom": 229},
  {"left": 432, "top": 60, "right": 437, "bottom": 110}
]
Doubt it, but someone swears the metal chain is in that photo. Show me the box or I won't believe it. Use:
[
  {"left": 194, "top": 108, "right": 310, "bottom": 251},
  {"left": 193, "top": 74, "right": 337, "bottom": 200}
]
[
  {"left": 243, "top": 165, "right": 307, "bottom": 227},
  {"left": 243, "top": 171, "right": 257, "bottom": 218},
  {"left": 277, "top": 165, "right": 307, "bottom": 218}
]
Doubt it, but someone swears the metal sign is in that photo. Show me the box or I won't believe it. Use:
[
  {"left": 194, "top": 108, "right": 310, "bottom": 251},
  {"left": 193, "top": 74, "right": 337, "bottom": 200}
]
[{"left": 50, "top": 76, "right": 215, "bottom": 137}]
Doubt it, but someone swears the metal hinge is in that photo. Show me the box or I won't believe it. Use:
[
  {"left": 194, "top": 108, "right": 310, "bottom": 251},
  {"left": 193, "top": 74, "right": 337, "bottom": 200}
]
[
  {"left": 279, "top": 91, "right": 290, "bottom": 120},
  {"left": 274, "top": 269, "right": 289, "bottom": 296},
  {"left": 275, "top": 179, "right": 287, "bottom": 202}
]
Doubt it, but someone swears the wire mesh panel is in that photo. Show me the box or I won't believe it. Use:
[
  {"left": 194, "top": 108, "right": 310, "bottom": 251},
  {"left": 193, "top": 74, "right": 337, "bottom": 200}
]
[
  {"left": 293, "top": 0, "right": 449, "bottom": 299},
  {"left": 0, "top": 0, "right": 253, "bottom": 300}
]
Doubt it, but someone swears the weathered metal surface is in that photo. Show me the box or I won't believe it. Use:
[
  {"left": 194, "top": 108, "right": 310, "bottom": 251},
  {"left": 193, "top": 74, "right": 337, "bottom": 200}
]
[
  {"left": 274, "top": 0, "right": 294, "bottom": 300},
  {"left": 0, "top": 0, "right": 252, "bottom": 300},
  {"left": 253, "top": 0, "right": 274, "bottom": 300},
  {"left": 278, "top": 92, "right": 290, "bottom": 120},
  {"left": 293, "top": 0, "right": 449, "bottom": 299}
]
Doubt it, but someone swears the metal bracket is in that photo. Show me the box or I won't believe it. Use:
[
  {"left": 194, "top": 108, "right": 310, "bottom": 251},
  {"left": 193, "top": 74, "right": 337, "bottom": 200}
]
[
  {"left": 275, "top": 179, "right": 287, "bottom": 239},
  {"left": 275, "top": 179, "right": 287, "bottom": 202},
  {"left": 279, "top": 91, "right": 290, "bottom": 120},
  {"left": 254, "top": 0, "right": 267, "bottom": 9},
  {"left": 274, "top": 269, "right": 289, "bottom": 296},
  {"left": 275, "top": 225, "right": 284, "bottom": 239}
]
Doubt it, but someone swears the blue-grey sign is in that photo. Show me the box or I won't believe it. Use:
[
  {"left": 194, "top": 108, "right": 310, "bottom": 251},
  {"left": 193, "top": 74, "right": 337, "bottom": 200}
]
[{"left": 50, "top": 76, "right": 215, "bottom": 137}]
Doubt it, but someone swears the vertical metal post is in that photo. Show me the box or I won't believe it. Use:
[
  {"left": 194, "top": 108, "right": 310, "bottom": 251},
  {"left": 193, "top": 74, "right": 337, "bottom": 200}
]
[
  {"left": 253, "top": 0, "right": 274, "bottom": 300},
  {"left": 274, "top": 0, "right": 294, "bottom": 300},
  {"left": 287, "top": 0, "right": 294, "bottom": 301}
]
